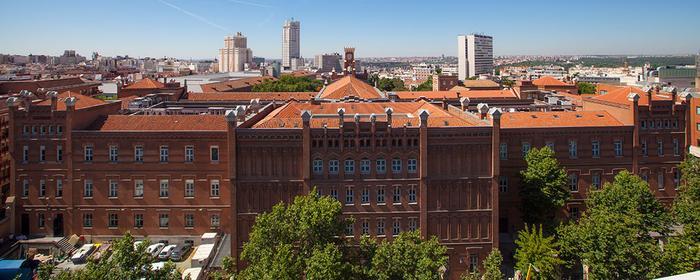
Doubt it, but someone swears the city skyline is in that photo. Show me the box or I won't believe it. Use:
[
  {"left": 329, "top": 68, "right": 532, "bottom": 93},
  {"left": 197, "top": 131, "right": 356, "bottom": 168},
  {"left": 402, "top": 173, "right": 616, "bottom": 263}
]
[{"left": 1, "top": 0, "right": 699, "bottom": 59}]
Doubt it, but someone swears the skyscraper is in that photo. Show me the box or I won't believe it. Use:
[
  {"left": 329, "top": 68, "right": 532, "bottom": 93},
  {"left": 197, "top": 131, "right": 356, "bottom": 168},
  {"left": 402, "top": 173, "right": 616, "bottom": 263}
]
[
  {"left": 457, "top": 34, "right": 494, "bottom": 80},
  {"left": 282, "top": 19, "right": 300, "bottom": 70},
  {"left": 695, "top": 52, "right": 700, "bottom": 89},
  {"left": 219, "top": 32, "right": 253, "bottom": 73}
]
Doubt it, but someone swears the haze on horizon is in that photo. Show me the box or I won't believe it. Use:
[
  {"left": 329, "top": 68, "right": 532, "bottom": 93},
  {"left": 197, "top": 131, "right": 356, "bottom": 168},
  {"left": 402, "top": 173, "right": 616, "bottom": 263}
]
[{"left": 1, "top": 0, "right": 698, "bottom": 59}]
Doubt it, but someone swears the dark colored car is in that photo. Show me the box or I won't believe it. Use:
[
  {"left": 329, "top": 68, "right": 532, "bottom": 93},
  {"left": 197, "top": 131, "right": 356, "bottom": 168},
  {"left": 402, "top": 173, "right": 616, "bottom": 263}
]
[{"left": 169, "top": 243, "right": 193, "bottom": 262}]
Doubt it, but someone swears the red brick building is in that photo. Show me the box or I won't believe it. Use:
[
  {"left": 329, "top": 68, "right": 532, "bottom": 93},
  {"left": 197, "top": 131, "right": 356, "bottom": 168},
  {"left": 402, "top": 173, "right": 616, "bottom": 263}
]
[{"left": 5, "top": 76, "right": 695, "bottom": 279}]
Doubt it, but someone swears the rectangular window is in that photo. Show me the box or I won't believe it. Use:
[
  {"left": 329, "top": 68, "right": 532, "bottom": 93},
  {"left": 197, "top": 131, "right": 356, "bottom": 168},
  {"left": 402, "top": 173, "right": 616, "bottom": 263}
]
[
  {"left": 546, "top": 141, "right": 555, "bottom": 151},
  {"left": 83, "top": 179, "right": 93, "bottom": 198},
  {"left": 345, "top": 220, "right": 354, "bottom": 236},
  {"left": 40, "top": 145, "right": 46, "bottom": 162},
  {"left": 408, "top": 186, "right": 417, "bottom": 203},
  {"left": 313, "top": 160, "right": 323, "bottom": 174},
  {"left": 657, "top": 139, "right": 664, "bottom": 156},
  {"left": 377, "top": 187, "right": 385, "bottom": 204},
  {"left": 674, "top": 169, "right": 681, "bottom": 190},
  {"left": 673, "top": 138, "right": 680, "bottom": 156},
  {"left": 159, "top": 213, "right": 169, "bottom": 228},
  {"left": 499, "top": 176, "right": 508, "bottom": 193},
  {"left": 569, "top": 140, "right": 577, "bottom": 158},
  {"left": 23, "top": 125, "right": 29, "bottom": 135},
  {"left": 469, "top": 254, "right": 479, "bottom": 272},
  {"left": 57, "top": 125, "right": 63, "bottom": 134},
  {"left": 48, "top": 125, "right": 54, "bottom": 134},
  {"left": 361, "top": 220, "right": 369, "bottom": 235},
  {"left": 329, "top": 160, "right": 339, "bottom": 174},
  {"left": 360, "top": 159, "right": 371, "bottom": 174},
  {"left": 570, "top": 207, "right": 580, "bottom": 219},
  {"left": 109, "top": 213, "right": 118, "bottom": 228},
  {"left": 614, "top": 140, "right": 623, "bottom": 157},
  {"left": 330, "top": 188, "right": 338, "bottom": 200},
  {"left": 134, "top": 214, "right": 144, "bottom": 228},
  {"left": 376, "top": 159, "right": 386, "bottom": 174},
  {"left": 361, "top": 188, "right": 370, "bottom": 204},
  {"left": 407, "top": 158, "right": 417, "bottom": 173},
  {"left": 109, "top": 180, "right": 118, "bottom": 198},
  {"left": 31, "top": 126, "right": 37, "bottom": 135},
  {"left": 56, "top": 179, "right": 63, "bottom": 197},
  {"left": 160, "top": 146, "right": 168, "bottom": 162},
  {"left": 210, "top": 180, "right": 220, "bottom": 197},
  {"left": 392, "top": 219, "right": 401, "bottom": 236},
  {"left": 344, "top": 159, "right": 355, "bottom": 174},
  {"left": 39, "top": 179, "right": 46, "bottom": 197},
  {"left": 159, "top": 180, "right": 169, "bottom": 198},
  {"left": 521, "top": 142, "right": 531, "bottom": 158},
  {"left": 22, "top": 179, "right": 29, "bottom": 197},
  {"left": 134, "top": 180, "right": 144, "bottom": 197},
  {"left": 592, "top": 173, "right": 601, "bottom": 190},
  {"left": 210, "top": 146, "right": 219, "bottom": 162},
  {"left": 185, "top": 213, "right": 195, "bottom": 228},
  {"left": 83, "top": 213, "right": 93, "bottom": 228},
  {"left": 499, "top": 143, "right": 508, "bottom": 160},
  {"left": 40, "top": 125, "right": 46, "bottom": 135},
  {"left": 345, "top": 187, "right": 354, "bottom": 205},
  {"left": 377, "top": 218, "right": 385, "bottom": 236},
  {"left": 569, "top": 173, "right": 579, "bottom": 192},
  {"left": 84, "top": 145, "right": 93, "bottom": 162},
  {"left": 591, "top": 140, "right": 600, "bottom": 158},
  {"left": 658, "top": 172, "right": 665, "bottom": 190},
  {"left": 408, "top": 218, "right": 418, "bottom": 231},
  {"left": 36, "top": 213, "right": 43, "bottom": 228},
  {"left": 22, "top": 145, "right": 29, "bottom": 162},
  {"left": 642, "top": 139, "right": 648, "bottom": 156},
  {"left": 185, "top": 180, "right": 195, "bottom": 198},
  {"left": 391, "top": 158, "right": 402, "bottom": 174},
  {"left": 185, "top": 146, "right": 194, "bottom": 162},
  {"left": 56, "top": 145, "right": 63, "bottom": 161},
  {"left": 134, "top": 145, "right": 144, "bottom": 162},
  {"left": 393, "top": 186, "right": 401, "bottom": 204},
  {"left": 109, "top": 145, "right": 118, "bottom": 162},
  {"left": 211, "top": 214, "right": 220, "bottom": 227}
]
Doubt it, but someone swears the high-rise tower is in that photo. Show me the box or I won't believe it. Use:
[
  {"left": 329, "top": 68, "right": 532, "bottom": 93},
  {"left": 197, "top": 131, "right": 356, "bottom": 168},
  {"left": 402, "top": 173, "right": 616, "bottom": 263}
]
[
  {"left": 457, "top": 34, "right": 493, "bottom": 81},
  {"left": 282, "top": 19, "right": 301, "bottom": 70},
  {"left": 695, "top": 52, "right": 700, "bottom": 89},
  {"left": 219, "top": 32, "right": 253, "bottom": 73}
]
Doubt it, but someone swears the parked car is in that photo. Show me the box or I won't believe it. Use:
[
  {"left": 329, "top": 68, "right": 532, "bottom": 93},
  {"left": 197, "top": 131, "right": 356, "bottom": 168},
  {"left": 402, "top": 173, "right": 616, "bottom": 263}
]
[
  {"left": 158, "top": 244, "right": 177, "bottom": 260},
  {"left": 133, "top": 240, "right": 145, "bottom": 250},
  {"left": 169, "top": 243, "right": 193, "bottom": 261},
  {"left": 71, "top": 244, "right": 96, "bottom": 264},
  {"left": 146, "top": 243, "right": 165, "bottom": 257}
]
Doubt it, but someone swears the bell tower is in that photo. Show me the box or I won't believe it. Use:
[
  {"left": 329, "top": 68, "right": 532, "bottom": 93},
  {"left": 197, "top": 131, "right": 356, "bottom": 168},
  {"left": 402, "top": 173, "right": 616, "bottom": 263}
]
[{"left": 344, "top": 47, "right": 356, "bottom": 75}]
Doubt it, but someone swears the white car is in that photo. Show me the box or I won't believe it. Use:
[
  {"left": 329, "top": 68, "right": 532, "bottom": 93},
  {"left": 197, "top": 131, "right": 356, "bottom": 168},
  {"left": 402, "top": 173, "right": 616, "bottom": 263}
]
[
  {"left": 133, "top": 241, "right": 145, "bottom": 250},
  {"left": 158, "top": 244, "right": 177, "bottom": 260},
  {"left": 146, "top": 243, "right": 165, "bottom": 257}
]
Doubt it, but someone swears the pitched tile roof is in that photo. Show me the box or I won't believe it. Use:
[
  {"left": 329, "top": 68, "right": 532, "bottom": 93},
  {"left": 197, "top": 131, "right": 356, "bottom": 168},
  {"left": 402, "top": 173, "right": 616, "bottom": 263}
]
[
  {"left": 252, "top": 100, "right": 479, "bottom": 128},
  {"left": 37, "top": 91, "right": 108, "bottom": 110},
  {"left": 188, "top": 91, "right": 316, "bottom": 102},
  {"left": 532, "top": 76, "right": 571, "bottom": 87},
  {"left": 0, "top": 77, "right": 98, "bottom": 94},
  {"left": 457, "top": 79, "right": 500, "bottom": 88},
  {"left": 500, "top": 111, "right": 625, "bottom": 129},
  {"left": 393, "top": 89, "right": 516, "bottom": 100},
  {"left": 591, "top": 84, "right": 677, "bottom": 106},
  {"left": 124, "top": 78, "right": 165, "bottom": 90},
  {"left": 200, "top": 76, "right": 276, "bottom": 92},
  {"left": 87, "top": 115, "right": 228, "bottom": 131},
  {"left": 318, "top": 75, "right": 384, "bottom": 99}
]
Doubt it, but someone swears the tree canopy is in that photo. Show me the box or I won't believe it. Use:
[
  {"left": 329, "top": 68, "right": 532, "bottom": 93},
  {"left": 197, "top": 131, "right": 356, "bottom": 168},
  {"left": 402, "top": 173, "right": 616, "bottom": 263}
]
[
  {"left": 369, "top": 231, "right": 448, "bottom": 280},
  {"left": 414, "top": 77, "right": 433, "bottom": 91},
  {"left": 519, "top": 147, "right": 569, "bottom": 231},
  {"left": 576, "top": 82, "right": 596, "bottom": 94},
  {"left": 514, "top": 224, "right": 563, "bottom": 280},
  {"left": 252, "top": 75, "right": 323, "bottom": 92}
]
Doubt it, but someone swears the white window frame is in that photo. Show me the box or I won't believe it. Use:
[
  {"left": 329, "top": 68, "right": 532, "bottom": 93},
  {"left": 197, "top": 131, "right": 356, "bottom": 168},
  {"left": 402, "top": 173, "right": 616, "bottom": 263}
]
[
  {"left": 83, "top": 213, "right": 93, "bottom": 228},
  {"left": 521, "top": 142, "right": 531, "bottom": 158},
  {"left": 210, "top": 180, "right": 221, "bottom": 197},
  {"left": 361, "top": 188, "right": 370, "bottom": 204},
  {"left": 160, "top": 145, "right": 169, "bottom": 162},
  {"left": 392, "top": 186, "right": 401, "bottom": 204},
  {"left": 39, "top": 145, "right": 46, "bottom": 162},
  {"left": 134, "top": 145, "right": 144, "bottom": 162},
  {"left": 84, "top": 145, "right": 93, "bottom": 162},
  {"left": 391, "top": 158, "right": 402, "bottom": 174},
  {"left": 312, "top": 159, "right": 323, "bottom": 175},
  {"left": 109, "top": 180, "right": 118, "bottom": 198},
  {"left": 159, "top": 180, "right": 169, "bottom": 198},
  {"left": 109, "top": 145, "right": 118, "bottom": 162},
  {"left": 185, "top": 146, "right": 195, "bottom": 162},
  {"left": 408, "top": 185, "right": 417, "bottom": 203},
  {"left": 56, "top": 178, "right": 63, "bottom": 197},
  {"left": 329, "top": 160, "right": 339, "bottom": 174},
  {"left": 83, "top": 179, "right": 93, "bottom": 198},
  {"left": 568, "top": 140, "right": 578, "bottom": 158},
  {"left": 614, "top": 140, "right": 623, "bottom": 157},
  {"left": 376, "top": 158, "right": 386, "bottom": 174},
  {"left": 591, "top": 140, "right": 600, "bottom": 158},
  {"left": 499, "top": 143, "right": 508, "bottom": 160},
  {"left": 360, "top": 159, "right": 371, "bottom": 174},
  {"left": 210, "top": 145, "right": 220, "bottom": 162},
  {"left": 344, "top": 159, "right": 355, "bottom": 174},
  {"left": 185, "top": 180, "right": 195, "bottom": 198},
  {"left": 377, "top": 187, "right": 386, "bottom": 204},
  {"left": 345, "top": 186, "right": 354, "bottom": 205},
  {"left": 407, "top": 158, "right": 417, "bottom": 173},
  {"left": 159, "top": 213, "right": 169, "bottom": 228},
  {"left": 56, "top": 145, "right": 63, "bottom": 161},
  {"left": 185, "top": 213, "right": 195, "bottom": 228},
  {"left": 134, "top": 180, "right": 144, "bottom": 198}
]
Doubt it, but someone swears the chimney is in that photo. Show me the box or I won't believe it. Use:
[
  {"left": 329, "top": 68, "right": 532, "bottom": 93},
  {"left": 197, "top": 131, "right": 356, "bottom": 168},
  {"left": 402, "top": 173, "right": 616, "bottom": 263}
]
[
  {"left": 477, "top": 103, "right": 489, "bottom": 120},
  {"left": 48, "top": 91, "right": 58, "bottom": 112},
  {"left": 19, "top": 90, "right": 34, "bottom": 112},
  {"left": 337, "top": 107, "right": 345, "bottom": 128},
  {"left": 441, "top": 97, "right": 448, "bottom": 110},
  {"left": 460, "top": 97, "right": 470, "bottom": 111},
  {"left": 418, "top": 109, "right": 430, "bottom": 127},
  {"left": 385, "top": 107, "right": 393, "bottom": 128}
]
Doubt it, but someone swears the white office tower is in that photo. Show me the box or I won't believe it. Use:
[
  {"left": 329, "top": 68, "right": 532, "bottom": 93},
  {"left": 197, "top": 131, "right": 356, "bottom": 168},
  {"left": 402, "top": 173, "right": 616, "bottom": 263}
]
[
  {"left": 282, "top": 19, "right": 301, "bottom": 70},
  {"left": 457, "top": 34, "right": 493, "bottom": 80},
  {"left": 219, "top": 32, "right": 253, "bottom": 72}
]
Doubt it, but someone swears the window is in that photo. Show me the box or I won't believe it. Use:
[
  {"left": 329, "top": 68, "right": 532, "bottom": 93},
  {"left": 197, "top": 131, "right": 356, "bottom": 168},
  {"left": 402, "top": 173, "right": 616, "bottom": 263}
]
[
  {"left": 377, "top": 187, "right": 386, "bottom": 204},
  {"left": 329, "top": 160, "right": 339, "bottom": 174},
  {"left": 211, "top": 214, "right": 220, "bottom": 227},
  {"left": 591, "top": 140, "right": 600, "bottom": 158},
  {"left": 210, "top": 180, "right": 220, "bottom": 197},
  {"left": 570, "top": 207, "right": 580, "bottom": 219},
  {"left": 361, "top": 188, "right": 370, "bottom": 204},
  {"left": 569, "top": 173, "right": 579, "bottom": 192},
  {"left": 407, "top": 158, "right": 417, "bottom": 173},
  {"left": 392, "top": 219, "right": 401, "bottom": 236},
  {"left": 159, "top": 213, "right": 169, "bottom": 228},
  {"left": 376, "top": 158, "right": 386, "bottom": 174},
  {"left": 160, "top": 146, "right": 169, "bottom": 162},
  {"left": 134, "top": 214, "right": 144, "bottom": 228},
  {"left": 84, "top": 146, "right": 93, "bottom": 162},
  {"left": 134, "top": 180, "right": 144, "bottom": 198},
  {"left": 109, "top": 145, "right": 118, "bottom": 162},
  {"left": 568, "top": 140, "right": 577, "bottom": 158},
  {"left": 185, "top": 213, "right": 195, "bottom": 228},
  {"left": 56, "top": 145, "right": 63, "bottom": 161},
  {"left": 48, "top": 125, "right": 53, "bottom": 134},
  {"left": 657, "top": 139, "right": 664, "bottom": 156},
  {"left": 57, "top": 125, "right": 63, "bottom": 134},
  {"left": 39, "top": 179, "right": 46, "bottom": 197},
  {"left": 344, "top": 159, "right": 355, "bottom": 174},
  {"left": 185, "top": 180, "right": 195, "bottom": 198},
  {"left": 546, "top": 141, "right": 555, "bottom": 151},
  {"left": 210, "top": 146, "right": 220, "bottom": 162},
  {"left": 40, "top": 125, "right": 46, "bottom": 135},
  {"left": 674, "top": 169, "right": 681, "bottom": 190},
  {"left": 313, "top": 159, "right": 323, "bottom": 174},
  {"left": 109, "top": 213, "right": 119, "bottom": 228},
  {"left": 361, "top": 220, "right": 370, "bottom": 235},
  {"left": 673, "top": 138, "right": 680, "bottom": 156},
  {"left": 521, "top": 142, "right": 531, "bottom": 158},
  {"left": 591, "top": 173, "right": 601, "bottom": 190},
  {"left": 658, "top": 172, "right": 665, "bottom": 190},
  {"left": 83, "top": 179, "right": 93, "bottom": 198},
  {"left": 650, "top": 119, "right": 655, "bottom": 129},
  {"left": 345, "top": 220, "right": 354, "bottom": 236},
  {"left": 641, "top": 139, "right": 648, "bottom": 156},
  {"left": 377, "top": 218, "right": 385, "bottom": 236},
  {"left": 345, "top": 187, "right": 354, "bottom": 205},
  {"left": 109, "top": 180, "right": 118, "bottom": 198},
  {"left": 134, "top": 145, "right": 144, "bottom": 162},
  {"left": 469, "top": 254, "right": 479, "bottom": 272},
  {"left": 159, "top": 180, "right": 169, "bottom": 198},
  {"left": 31, "top": 126, "right": 37, "bottom": 135},
  {"left": 499, "top": 176, "right": 508, "bottom": 193},
  {"left": 499, "top": 143, "right": 508, "bottom": 160},
  {"left": 83, "top": 213, "right": 93, "bottom": 228},
  {"left": 38, "top": 213, "right": 45, "bottom": 228},
  {"left": 23, "top": 125, "right": 29, "bottom": 135},
  {"left": 360, "top": 159, "right": 371, "bottom": 174},
  {"left": 393, "top": 186, "right": 401, "bottom": 204},
  {"left": 22, "top": 145, "right": 29, "bottom": 162},
  {"left": 408, "top": 218, "right": 417, "bottom": 231},
  {"left": 330, "top": 188, "right": 338, "bottom": 200},
  {"left": 408, "top": 186, "right": 417, "bottom": 203},
  {"left": 614, "top": 140, "right": 623, "bottom": 157},
  {"left": 22, "top": 179, "right": 29, "bottom": 197},
  {"left": 40, "top": 145, "right": 46, "bottom": 162},
  {"left": 56, "top": 179, "right": 63, "bottom": 197},
  {"left": 391, "top": 158, "right": 402, "bottom": 174},
  {"left": 185, "top": 146, "right": 194, "bottom": 162},
  {"left": 641, "top": 120, "right": 647, "bottom": 129}
]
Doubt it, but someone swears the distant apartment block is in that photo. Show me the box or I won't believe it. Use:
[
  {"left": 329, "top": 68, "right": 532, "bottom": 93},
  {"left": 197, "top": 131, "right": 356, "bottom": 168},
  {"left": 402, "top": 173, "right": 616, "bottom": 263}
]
[
  {"left": 457, "top": 34, "right": 494, "bottom": 80},
  {"left": 282, "top": 19, "right": 301, "bottom": 70},
  {"left": 315, "top": 53, "right": 342, "bottom": 73},
  {"left": 219, "top": 33, "right": 253, "bottom": 73}
]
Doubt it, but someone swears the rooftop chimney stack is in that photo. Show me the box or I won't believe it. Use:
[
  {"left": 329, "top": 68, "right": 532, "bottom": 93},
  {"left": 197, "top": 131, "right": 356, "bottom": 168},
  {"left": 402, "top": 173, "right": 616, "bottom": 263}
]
[
  {"left": 48, "top": 91, "right": 58, "bottom": 111},
  {"left": 477, "top": 103, "right": 489, "bottom": 120}
]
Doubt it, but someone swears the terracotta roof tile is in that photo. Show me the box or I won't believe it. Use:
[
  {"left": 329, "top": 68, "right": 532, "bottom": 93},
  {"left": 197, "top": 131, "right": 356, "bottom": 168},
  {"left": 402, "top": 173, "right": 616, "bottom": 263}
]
[
  {"left": 393, "top": 89, "right": 516, "bottom": 100},
  {"left": 37, "top": 91, "right": 108, "bottom": 110},
  {"left": 532, "top": 76, "right": 570, "bottom": 87},
  {"left": 318, "top": 75, "right": 383, "bottom": 99},
  {"left": 592, "top": 84, "right": 676, "bottom": 106},
  {"left": 457, "top": 79, "right": 500, "bottom": 88},
  {"left": 500, "top": 111, "right": 625, "bottom": 129},
  {"left": 188, "top": 91, "right": 316, "bottom": 101},
  {"left": 200, "top": 76, "right": 276, "bottom": 92},
  {"left": 88, "top": 115, "right": 227, "bottom": 131},
  {"left": 124, "top": 78, "right": 165, "bottom": 90}
]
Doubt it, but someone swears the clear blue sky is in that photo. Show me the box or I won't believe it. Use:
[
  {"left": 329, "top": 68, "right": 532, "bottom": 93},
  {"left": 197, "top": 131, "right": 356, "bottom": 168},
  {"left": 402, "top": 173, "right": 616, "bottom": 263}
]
[{"left": 1, "top": 0, "right": 699, "bottom": 59}]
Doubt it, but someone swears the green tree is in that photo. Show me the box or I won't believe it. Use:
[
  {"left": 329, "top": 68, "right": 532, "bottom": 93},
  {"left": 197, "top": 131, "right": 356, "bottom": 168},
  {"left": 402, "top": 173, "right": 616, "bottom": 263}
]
[
  {"left": 370, "top": 231, "right": 448, "bottom": 280},
  {"left": 252, "top": 75, "right": 323, "bottom": 92},
  {"left": 557, "top": 171, "right": 670, "bottom": 279},
  {"left": 483, "top": 249, "right": 504, "bottom": 280},
  {"left": 501, "top": 78, "right": 515, "bottom": 88},
  {"left": 576, "top": 82, "right": 596, "bottom": 94},
  {"left": 519, "top": 147, "right": 569, "bottom": 231},
  {"left": 514, "top": 224, "right": 562, "bottom": 280},
  {"left": 414, "top": 76, "right": 433, "bottom": 91},
  {"left": 376, "top": 77, "right": 407, "bottom": 91}
]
